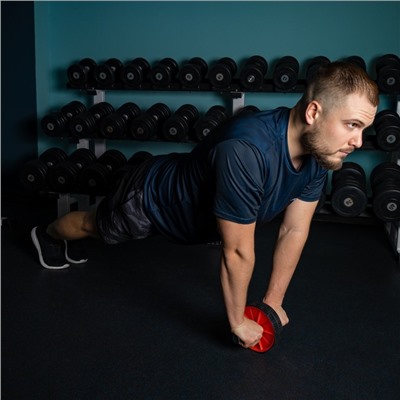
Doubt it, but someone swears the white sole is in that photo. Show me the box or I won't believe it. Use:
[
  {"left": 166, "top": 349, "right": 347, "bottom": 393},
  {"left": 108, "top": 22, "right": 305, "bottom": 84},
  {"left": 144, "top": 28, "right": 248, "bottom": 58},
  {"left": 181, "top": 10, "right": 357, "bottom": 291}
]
[
  {"left": 31, "top": 227, "right": 70, "bottom": 270},
  {"left": 64, "top": 240, "right": 88, "bottom": 264}
]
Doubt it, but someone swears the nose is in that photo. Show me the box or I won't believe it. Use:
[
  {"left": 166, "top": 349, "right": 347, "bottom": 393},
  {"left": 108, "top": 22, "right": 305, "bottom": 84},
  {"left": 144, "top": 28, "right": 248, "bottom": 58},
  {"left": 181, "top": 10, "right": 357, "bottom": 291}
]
[{"left": 349, "top": 129, "right": 363, "bottom": 149}]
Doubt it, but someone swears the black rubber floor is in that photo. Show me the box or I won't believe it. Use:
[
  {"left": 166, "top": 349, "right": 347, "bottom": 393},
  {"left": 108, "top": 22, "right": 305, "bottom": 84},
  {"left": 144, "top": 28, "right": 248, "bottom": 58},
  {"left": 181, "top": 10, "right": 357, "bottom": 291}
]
[{"left": 2, "top": 196, "right": 400, "bottom": 400}]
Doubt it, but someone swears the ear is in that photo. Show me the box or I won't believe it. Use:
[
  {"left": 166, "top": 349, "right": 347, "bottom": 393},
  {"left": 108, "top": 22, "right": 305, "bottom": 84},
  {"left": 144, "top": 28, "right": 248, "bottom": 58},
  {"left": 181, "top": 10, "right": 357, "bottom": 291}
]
[{"left": 305, "top": 100, "right": 322, "bottom": 125}]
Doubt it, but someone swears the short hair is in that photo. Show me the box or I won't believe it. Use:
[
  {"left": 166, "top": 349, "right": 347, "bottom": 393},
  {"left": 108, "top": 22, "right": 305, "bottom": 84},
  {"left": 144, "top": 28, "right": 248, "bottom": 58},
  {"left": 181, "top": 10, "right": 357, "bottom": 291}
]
[{"left": 299, "top": 61, "right": 379, "bottom": 112}]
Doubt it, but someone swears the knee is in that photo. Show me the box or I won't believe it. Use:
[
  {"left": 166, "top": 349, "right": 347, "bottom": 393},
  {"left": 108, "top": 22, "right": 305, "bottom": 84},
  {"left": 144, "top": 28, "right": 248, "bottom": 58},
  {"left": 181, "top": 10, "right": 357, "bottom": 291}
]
[{"left": 82, "top": 210, "right": 99, "bottom": 238}]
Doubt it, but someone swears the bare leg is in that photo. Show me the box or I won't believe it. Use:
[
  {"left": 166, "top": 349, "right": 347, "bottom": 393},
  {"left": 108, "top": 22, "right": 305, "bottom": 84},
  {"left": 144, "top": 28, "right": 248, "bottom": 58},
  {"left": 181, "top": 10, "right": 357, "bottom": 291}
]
[{"left": 47, "top": 210, "right": 99, "bottom": 241}]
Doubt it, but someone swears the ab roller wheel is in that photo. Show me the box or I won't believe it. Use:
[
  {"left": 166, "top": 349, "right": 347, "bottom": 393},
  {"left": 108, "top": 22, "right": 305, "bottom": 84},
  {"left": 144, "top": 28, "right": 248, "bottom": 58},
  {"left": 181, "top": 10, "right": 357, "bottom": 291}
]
[{"left": 233, "top": 302, "right": 283, "bottom": 353}]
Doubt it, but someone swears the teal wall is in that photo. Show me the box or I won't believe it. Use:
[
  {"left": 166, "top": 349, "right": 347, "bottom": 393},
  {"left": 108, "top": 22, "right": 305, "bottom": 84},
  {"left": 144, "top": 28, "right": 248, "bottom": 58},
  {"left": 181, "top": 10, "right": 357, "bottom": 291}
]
[
  {"left": 2, "top": 2, "right": 37, "bottom": 193},
  {"left": 34, "top": 1, "right": 400, "bottom": 178}
]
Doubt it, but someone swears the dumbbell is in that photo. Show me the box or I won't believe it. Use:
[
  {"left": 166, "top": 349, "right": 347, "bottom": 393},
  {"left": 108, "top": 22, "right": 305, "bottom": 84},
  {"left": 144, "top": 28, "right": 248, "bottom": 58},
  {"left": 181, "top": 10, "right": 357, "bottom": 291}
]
[
  {"left": 94, "top": 58, "right": 123, "bottom": 88},
  {"left": 129, "top": 103, "right": 171, "bottom": 140},
  {"left": 193, "top": 105, "right": 229, "bottom": 142},
  {"left": 19, "top": 148, "right": 68, "bottom": 192},
  {"left": 67, "top": 58, "right": 97, "bottom": 88},
  {"left": 234, "top": 105, "right": 260, "bottom": 116},
  {"left": 331, "top": 162, "right": 368, "bottom": 217},
  {"left": 375, "top": 54, "right": 400, "bottom": 94},
  {"left": 162, "top": 104, "right": 199, "bottom": 142},
  {"left": 121, "top": 58, "right": 151, "bottom": 86},
  {"left": 69, "top": 102, "right": 115, "bottom": 138},
  {"left": 41, "top": 101, "right": 87, "bottom": 137},
  {"left": 150, "top": 58, "right": 179, "bottom": 87},
  {"left": 47, "top": 148, "right": 97, "bottom": 193},
  {"left": 305, "top": 56, "right": 330, "bottom": 83},
  {"left": 343, "top": 55, "right": 367, "bottom": 71},
  {"left": 208, "top": 57, "right": 237, "bottom": 89},
  {"left": 370, "top": 162, "right": 400, "bottom": 222},
  {"left": 239, "top": 55, "right": 268, "bottom": 90},
  {"left": 232, "top": 302, "right": 283, "bottom": 353},
  {"left": 272, "top": 56, "right": 300, "bottom": 92},
  {"left": 373, "top": 109, "right": 400, "bottom": 152},
  {"left": 178, "top": 57, "right": 208, "bottom": 88},
  {"left": 99, "top": 102, "right": 141, "bottom": 139},
  {"left": 77, "top": 149, "right": 127, "bottom": 195}
]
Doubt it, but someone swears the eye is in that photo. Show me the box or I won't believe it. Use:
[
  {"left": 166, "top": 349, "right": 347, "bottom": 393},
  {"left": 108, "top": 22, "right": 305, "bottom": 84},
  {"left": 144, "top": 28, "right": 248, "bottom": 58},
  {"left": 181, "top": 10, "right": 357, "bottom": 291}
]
[{"left": 347, "top": 122, "right": 360, "bottom": 129}]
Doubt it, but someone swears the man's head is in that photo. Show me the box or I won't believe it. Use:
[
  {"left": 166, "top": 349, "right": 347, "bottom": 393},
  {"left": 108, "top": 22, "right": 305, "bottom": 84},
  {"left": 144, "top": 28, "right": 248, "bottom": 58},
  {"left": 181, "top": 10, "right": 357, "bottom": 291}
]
[{"left": 297, "top": 61, "right": 379, "bottom": 170}]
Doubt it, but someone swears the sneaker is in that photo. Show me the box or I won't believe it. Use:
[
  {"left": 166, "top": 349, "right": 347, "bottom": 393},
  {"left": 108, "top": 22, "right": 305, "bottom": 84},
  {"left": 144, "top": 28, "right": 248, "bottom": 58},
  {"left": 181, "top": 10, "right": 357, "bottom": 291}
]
[
  {"left": 31, "top": 226, "right": 70, "bottom": 269},
  {"left": 64, "top": 240, "right": 88, "bottom": 264}
]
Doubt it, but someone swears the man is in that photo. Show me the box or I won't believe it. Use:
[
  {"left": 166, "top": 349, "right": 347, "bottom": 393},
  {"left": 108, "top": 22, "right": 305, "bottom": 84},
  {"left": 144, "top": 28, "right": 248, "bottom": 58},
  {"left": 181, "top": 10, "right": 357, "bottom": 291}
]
[{"left": 31, "top": 62, "right": 379, "bottom": 349}]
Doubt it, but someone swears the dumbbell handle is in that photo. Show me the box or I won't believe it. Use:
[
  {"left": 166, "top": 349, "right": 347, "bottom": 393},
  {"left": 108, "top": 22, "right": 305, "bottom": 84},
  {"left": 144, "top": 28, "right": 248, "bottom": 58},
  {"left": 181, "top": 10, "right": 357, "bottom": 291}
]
[{"left": 232, "top": 302, "right": 282, "bottom": 353}]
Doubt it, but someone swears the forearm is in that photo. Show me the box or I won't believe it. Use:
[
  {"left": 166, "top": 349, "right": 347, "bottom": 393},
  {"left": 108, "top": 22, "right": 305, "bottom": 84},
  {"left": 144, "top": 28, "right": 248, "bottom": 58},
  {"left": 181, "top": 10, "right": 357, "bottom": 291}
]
[
  {"left": 220, "top": 249, "right": 255, "bottom": 328},
  {"left": 263, "top": 224, "right": 309, "bottom": 306}
]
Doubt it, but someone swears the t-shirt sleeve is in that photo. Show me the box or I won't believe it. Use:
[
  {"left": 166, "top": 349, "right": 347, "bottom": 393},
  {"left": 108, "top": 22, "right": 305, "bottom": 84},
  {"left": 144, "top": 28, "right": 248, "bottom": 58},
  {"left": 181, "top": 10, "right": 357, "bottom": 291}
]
[
  {"left": 298, "top": 169, "right": 328, "bottom": 202},
  {"left": 211, "top": 139, "right": 265, "bottom": 223}
]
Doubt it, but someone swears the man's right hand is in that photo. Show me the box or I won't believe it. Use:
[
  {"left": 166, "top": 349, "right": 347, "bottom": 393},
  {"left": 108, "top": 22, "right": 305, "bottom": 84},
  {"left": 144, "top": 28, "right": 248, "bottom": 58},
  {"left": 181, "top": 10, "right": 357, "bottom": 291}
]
[{"left": 231, "top": 317, "right": 264, "bottom": 349}]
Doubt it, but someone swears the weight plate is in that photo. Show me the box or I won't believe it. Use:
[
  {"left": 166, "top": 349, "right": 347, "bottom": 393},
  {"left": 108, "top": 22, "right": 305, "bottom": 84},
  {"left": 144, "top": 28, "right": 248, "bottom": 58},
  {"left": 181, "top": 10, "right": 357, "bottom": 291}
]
[
  {"left": 179, "top": 64, "right": 202, "bottom": 87},
  {"left": 78, "top": 163, "right": 110, "bottom": 195},
  {"left": 39, "top": 147, "right": 68, "bottom": 167},
  {"left": 305, "top": 56, "right": 330, "bottom": 82},
  {"left": 331, "top": 186, "right": 368, "bottom": 217},
  {"left": 94, "top": 65, "right": 114, "bottom": 86},
  {"left": 19, "top": 160, "right": 48, "bottom": 191},
  {"left": 47, "top": 163, "right": 79, "bottom": 193},
  {"left": 344, "top": 55, "right": 367, "bottom": 71},
  {"left": 189, "top": 57, "right": 208, "bottom": 73},
  {"left": 240, "top": 65, "right": 265, "bottom": 89},
  {"left": 370, "top": 162, "right": 400, "bottom": 187},
  {"left": 377, "top": 66, "right": 400, "bottom": 93},
  {"left": 376, "top": 54, "right": 400, "bottom": 73},
  {"left": 376, "top": 124, "right": 400, "bottom": 151},
  {"left": 373, "top": 189, "right": 400, "bottom": 222}
]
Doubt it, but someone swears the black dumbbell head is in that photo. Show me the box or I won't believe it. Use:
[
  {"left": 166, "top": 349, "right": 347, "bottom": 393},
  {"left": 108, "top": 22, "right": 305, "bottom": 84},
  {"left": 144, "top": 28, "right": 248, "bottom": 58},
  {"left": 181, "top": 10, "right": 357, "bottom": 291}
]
[
  {"left": 209, "top": 57, "right": 237, "bottom": 89},
  {"left": 240, "top": 55, "right": 268, "bottom": 90},
  {"left": 94, "top": 58, "right": 122, "bottom": 87},
  {"left": 121, "top": 57, "right": 150, "bottom": 86},
  {"left": 150, "top": 58, "right": 179, "bottom": 86},
  {"left": 273, "top": 56, "right": 300, "bottom": 91},
  {"left": 375, "top": 54, "right": 400, "bottom": 93},
  {"left": 39, "top": 147, "right": 68, "bottom": 168},
  {"left": 331, "top": 162, "right": 368, "bottom": 217},
  {"left": 370, "top": 162, "right": 400, "bottom": 188},
  {"left": 98, "top": 149, "right": 127, "bottom": 171},
  {"left": 41, "top": 112, "right": 70, "bottom": 136},
  {"left": 178, "top": 57, "right": 208, "bottom": 87},
  {"left": 67, "top": 58, "right": 97, "bottom": 87},
  {"left": 19, "top": 159, "right": 48, "bottom": 192},
  {"left": 343, "top": 55, "right": 367, "bottom": 71},
  {"left": 305, "top": 56, "right": 330, "bottom": 83},
  {"left": 374, "top": 109, "right": 400, "bottom": 151}
]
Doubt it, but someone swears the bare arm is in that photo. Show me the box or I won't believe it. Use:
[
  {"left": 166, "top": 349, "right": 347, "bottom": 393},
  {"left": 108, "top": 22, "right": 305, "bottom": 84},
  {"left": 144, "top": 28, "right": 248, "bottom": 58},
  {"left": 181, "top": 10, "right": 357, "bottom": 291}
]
[
  {"left": 263, "top": 199, "right": 318, "bottom": 324},
  {"left": 217, "top": 218, "right": 263, "bottom": 348}
]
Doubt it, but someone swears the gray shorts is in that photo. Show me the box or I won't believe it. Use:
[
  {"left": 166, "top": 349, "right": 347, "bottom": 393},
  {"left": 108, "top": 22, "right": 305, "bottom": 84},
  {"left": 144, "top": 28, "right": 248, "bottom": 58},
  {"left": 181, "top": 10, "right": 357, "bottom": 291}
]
[{"left": 96, "top": 160, "right": 155, "bottom": 244}]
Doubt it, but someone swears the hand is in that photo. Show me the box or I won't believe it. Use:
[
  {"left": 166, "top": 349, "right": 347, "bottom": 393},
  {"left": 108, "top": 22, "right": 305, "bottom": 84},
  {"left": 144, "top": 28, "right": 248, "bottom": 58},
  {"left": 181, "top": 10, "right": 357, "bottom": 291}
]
[
  {"left": 263, "top": 302, "right": 289, "bottom": 327},
  {"left": 231, "top": 317, "right": 264, "bottom": 349}
]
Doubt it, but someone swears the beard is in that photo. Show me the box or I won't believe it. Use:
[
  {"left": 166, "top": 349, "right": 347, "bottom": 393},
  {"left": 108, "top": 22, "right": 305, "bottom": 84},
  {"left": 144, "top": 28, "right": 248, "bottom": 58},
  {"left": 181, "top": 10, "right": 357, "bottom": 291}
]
[{"left": 300, "top": 128, "right": 345, "bottom": 171}]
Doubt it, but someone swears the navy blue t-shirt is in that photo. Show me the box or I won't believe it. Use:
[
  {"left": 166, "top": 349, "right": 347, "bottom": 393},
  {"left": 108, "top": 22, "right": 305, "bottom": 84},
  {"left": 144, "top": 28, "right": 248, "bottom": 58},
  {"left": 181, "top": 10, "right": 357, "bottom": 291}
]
[{"left": 143, "top": 107, "right": 327, "bottom": 243}]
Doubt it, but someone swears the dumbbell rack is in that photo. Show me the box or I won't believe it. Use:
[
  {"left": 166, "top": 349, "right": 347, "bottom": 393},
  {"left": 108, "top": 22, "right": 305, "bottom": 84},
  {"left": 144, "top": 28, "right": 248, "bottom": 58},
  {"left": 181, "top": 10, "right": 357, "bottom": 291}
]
[
  {"left": 385, "top": 98, "right": 400, "bottom": 264},
  {"left": 56, "top": 90, "right": 107, "bottom": 217},
  {"left": 56, "top": 88, "right": 246, "bottom": 217},
  {"left": 56, "top": 87, "right": 400, "bottom": 264}
]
